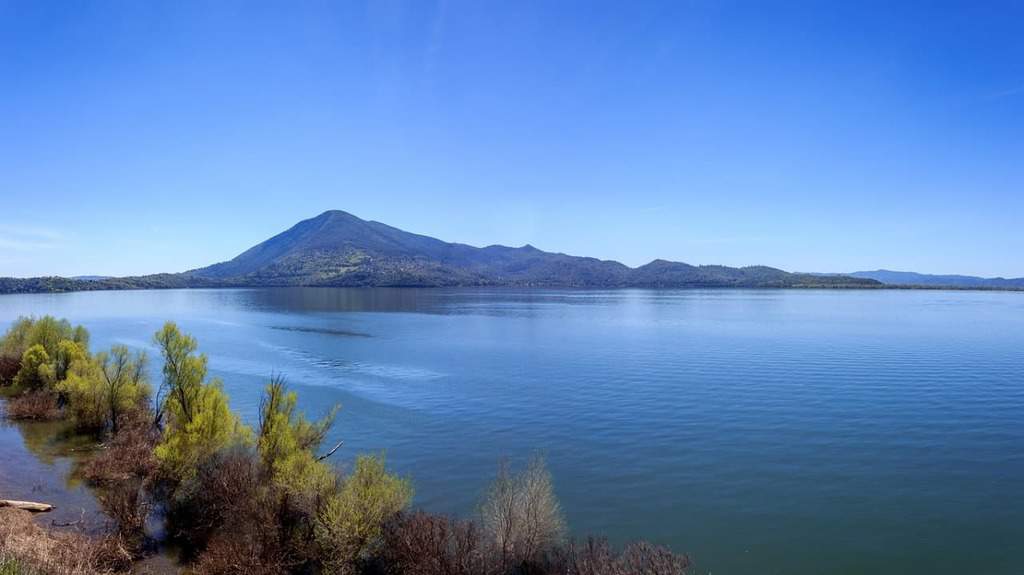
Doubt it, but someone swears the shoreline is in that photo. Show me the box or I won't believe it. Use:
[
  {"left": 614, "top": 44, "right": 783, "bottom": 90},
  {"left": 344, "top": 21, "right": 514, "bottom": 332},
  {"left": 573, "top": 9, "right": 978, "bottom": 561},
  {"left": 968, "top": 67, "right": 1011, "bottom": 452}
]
[{"left": 2, "top": 280, "right": 1023, "bottom": 296}]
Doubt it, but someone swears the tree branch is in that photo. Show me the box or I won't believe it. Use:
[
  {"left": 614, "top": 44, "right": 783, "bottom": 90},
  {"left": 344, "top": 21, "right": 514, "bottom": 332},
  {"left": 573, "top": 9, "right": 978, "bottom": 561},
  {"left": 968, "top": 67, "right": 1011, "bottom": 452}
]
[{"left": 316, "top": 440, "right": 345, "bottom": 462}]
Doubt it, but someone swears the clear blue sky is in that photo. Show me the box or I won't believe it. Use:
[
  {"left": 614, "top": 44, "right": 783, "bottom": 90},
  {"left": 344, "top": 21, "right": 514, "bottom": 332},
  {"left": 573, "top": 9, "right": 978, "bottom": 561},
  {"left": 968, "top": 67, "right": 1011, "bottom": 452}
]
[{"left": 2, "top": 1, "right": 1022, "bottom": 278}]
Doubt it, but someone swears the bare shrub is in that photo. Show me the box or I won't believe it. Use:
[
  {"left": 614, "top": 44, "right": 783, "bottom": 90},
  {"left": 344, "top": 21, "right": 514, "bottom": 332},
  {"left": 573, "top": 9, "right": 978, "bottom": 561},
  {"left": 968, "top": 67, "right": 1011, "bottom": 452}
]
[
  {"left": 193, "top": 529, "right": 290, "bottom": 575},
  {"left": 554, "top": 538, "right": 691, "bottom": 575},
  {"left": 81, "top": 408, "right": 159, "bottom": 485},
  {"left": 618, "top": 541, "right": 690, "bottom": 575},
  {"left": 557, "top": 537, "right": 618, "bottom": 575},
  {"left": 167, "top": 447, "right": 263, "bottom": 553},
  {"left": 96, "top": 479, "right": 151, "bottom": 554},
  {"left": 480, "top": 456, "right": 566, "bottom": 570},
  {"left": 4, "top": 390, "right": 60, "bottom": 421},
  {"left": 378, "top": 511, "right": 491, "bottom": 575},
  {"left": 168, "top": 446, "right": 304, "bottom": 572}
]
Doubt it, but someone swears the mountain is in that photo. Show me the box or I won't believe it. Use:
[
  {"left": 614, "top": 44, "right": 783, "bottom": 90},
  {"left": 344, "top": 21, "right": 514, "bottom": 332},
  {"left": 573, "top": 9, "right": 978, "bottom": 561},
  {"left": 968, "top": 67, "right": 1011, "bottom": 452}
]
[
  {"left": 849, "top": 270, "right": 1024, "bottom": 289},
  {"left": 185, "top": 210, "right": 878, "bottom": 289},
  {"left": 1, "top": 210, "right": 880, "bottom": 293}
]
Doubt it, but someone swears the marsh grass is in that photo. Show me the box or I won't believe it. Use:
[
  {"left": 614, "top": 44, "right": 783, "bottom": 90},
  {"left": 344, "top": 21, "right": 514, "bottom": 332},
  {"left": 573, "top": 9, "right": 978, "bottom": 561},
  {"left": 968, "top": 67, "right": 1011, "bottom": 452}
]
[{"left": 0, "top": 508, "right": 130, "bottom": 575}]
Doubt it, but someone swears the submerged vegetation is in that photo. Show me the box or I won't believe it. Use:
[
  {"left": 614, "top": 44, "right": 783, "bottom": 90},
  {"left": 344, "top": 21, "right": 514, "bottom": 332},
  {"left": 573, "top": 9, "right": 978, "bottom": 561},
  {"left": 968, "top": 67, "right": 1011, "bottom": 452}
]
[{"left": 0, "top": 316, "right": 690, "bottom": 574}]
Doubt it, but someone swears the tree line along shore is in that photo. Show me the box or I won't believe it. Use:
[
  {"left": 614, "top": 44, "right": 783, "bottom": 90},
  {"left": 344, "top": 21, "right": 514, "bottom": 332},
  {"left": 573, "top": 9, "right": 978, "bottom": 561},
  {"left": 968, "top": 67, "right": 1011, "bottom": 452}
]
[{"left": 0, "top": 316, "right": 691, "bottom": 575}]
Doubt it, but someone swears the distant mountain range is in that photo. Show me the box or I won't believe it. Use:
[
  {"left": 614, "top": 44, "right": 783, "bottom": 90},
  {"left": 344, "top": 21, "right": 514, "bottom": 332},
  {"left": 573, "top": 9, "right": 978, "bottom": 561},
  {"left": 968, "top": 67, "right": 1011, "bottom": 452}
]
[
  {"left": 0, "top": 210, "right": 881, "bottom": 293},
  {"left": 847, "top": 270, "right": 1024, "bottom": 289}
]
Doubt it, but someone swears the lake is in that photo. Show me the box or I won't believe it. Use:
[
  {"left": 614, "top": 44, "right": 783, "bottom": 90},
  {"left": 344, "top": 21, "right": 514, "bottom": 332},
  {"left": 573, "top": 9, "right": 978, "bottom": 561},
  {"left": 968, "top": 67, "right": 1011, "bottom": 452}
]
[{"left": 1, "top": 287, "right": 1021, "bottom": 574}]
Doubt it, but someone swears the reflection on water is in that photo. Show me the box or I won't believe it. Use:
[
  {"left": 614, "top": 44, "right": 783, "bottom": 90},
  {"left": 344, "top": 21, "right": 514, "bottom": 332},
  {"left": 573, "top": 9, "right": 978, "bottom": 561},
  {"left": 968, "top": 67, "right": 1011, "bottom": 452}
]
[
  {"left": 0, "top": 406, "right": 104, "bottom": 529},
  {"left": 1, "top": 287, "right": 1023, "bottom": 575}
]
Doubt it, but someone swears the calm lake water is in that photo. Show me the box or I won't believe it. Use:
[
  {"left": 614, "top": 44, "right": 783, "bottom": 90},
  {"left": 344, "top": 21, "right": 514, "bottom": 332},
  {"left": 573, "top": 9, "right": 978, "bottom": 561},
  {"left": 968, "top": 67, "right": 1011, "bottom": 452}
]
[{"left": 1, "top": 288, "right": 1021, "bottom": 574}]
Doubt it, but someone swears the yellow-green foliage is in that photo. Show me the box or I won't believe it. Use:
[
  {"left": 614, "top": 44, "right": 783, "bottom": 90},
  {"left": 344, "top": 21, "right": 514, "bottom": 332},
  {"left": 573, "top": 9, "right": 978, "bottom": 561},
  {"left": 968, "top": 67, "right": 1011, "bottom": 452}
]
[
  {"left": 13, "top": 345, "right": 53, "bottom": 390},
  {"left": 58, "top": 358, "right": 106, "bottom": 429},
  {"left": 0, "top": 317, "right": 35, "bottom": 357},
  {"left": 258, "top": 376, "right": 339, "bottom": 494},
  {"left": 12, "top": 316, "right": 86, "bottom": 357},
  {"left": 153, "top": 322, "right": 251, "bottom": 481},
  {"left": 53, "top": 340, "right": 87, "bottom": 382},
  {"left": 58, "top": 345, "right": 149, "bottom": 432},
  {"left": 315, "top": 454, "right": 412, "bottom": 572},
  {"left": 2, "top": 316, "right": 90, "bottom": 391}
]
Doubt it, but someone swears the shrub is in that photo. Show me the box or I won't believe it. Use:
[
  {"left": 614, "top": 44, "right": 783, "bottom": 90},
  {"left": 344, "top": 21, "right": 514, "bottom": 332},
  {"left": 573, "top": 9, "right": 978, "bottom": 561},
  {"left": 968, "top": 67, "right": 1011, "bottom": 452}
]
[
  {"left": 3, "top": 390, "right": 60, "bottom": 421},
  {"left": 480, "top": 456, "right": 565, "bottom": 570},
  {"left": 96, "top": 479, "right": 151, "bottom": 553},
  {"left": 81, "top": 408, "right": 159, "bottom": 485},
  {"left": 193, "top": 533, "right": 291, "bottom": 575},
  {"left": 168, "top": 446, "right": 304, "bottom": 573},
  {"left": 555, "top": 538, "right": 691, "bottom": 575},
  {"left": 315, "top": 454, "right": 413, "bottom": 574},
  {"left": 378, "top": 511, "right": 490, "bottom": 575}
]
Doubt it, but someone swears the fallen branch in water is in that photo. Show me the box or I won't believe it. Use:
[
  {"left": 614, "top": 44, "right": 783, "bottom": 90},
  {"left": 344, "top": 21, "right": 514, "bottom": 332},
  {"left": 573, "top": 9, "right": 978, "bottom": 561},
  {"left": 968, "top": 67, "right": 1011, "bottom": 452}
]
[{"left": 0, "top": 499, "right": 55, "bottom": 512}]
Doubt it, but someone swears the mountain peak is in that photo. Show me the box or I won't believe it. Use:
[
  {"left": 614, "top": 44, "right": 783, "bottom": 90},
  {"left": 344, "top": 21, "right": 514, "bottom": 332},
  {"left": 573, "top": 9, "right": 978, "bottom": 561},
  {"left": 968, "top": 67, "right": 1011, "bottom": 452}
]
[{"left": 314, "top": 209, "right": 362, "bottom": 222}]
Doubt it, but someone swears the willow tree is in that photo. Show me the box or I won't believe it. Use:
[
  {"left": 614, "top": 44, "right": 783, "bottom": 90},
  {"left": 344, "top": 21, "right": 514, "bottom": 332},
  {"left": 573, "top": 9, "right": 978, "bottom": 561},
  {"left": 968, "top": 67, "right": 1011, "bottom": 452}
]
[
  {"left": 152, "top": 322, "right": 251, "bottom": 481},
  {"left": 257, "top": 375, "right": 340, "bottom": 494}
]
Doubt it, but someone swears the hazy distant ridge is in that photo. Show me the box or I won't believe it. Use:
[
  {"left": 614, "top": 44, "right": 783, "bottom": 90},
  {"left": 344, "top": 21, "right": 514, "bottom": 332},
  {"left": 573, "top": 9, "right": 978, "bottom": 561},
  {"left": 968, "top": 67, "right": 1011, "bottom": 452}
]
[{"left": 849, "top": 270, "right": 1024, "bottom": 288}]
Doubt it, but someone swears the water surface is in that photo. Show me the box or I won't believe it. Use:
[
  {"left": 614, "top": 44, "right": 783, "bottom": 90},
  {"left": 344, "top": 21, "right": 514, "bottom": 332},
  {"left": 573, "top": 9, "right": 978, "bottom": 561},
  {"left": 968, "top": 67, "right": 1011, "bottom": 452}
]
[{"left": 1, "top": 288, "right": 1021, "bottom": 574}]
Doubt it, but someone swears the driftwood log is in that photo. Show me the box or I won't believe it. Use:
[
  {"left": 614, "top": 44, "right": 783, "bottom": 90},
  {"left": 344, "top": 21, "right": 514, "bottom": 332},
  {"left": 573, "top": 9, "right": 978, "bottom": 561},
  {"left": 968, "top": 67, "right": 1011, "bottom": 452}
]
[{"left": 0, "top": 499, "right": 54, "bottom": 512}]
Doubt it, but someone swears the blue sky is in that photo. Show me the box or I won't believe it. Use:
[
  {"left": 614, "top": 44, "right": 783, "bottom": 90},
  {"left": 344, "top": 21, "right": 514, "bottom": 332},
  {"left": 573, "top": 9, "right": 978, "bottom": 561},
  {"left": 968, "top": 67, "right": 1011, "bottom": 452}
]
[{"left": 1, "top": 1, "right": 1022, "bottom": 278}]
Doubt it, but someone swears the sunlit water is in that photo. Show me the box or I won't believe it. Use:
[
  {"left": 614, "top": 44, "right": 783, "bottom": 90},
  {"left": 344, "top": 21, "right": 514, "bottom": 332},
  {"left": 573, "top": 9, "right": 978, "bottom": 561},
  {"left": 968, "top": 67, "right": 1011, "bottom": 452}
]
[{"left": 1, "top": 288, "right": 1021, "bottom": 574}]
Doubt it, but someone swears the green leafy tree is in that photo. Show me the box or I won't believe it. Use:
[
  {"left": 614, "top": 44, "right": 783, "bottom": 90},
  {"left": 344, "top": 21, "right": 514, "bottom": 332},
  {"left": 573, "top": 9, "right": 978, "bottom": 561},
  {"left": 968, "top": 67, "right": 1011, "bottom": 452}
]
[
  {"left": 152, "top": 322, "right": 251, "bottom": 481},
  {"left": 98, "top": 345, "right": 149, "bottom": 433},
  {"left": 257, "top": 375, "right": 340, "bottom": 494},
  {"left": 61, "top": 345, "right": 150, "bottom": 432},
  {"left": 315, "top": 454, "right": 412, "bottom": 573}
]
